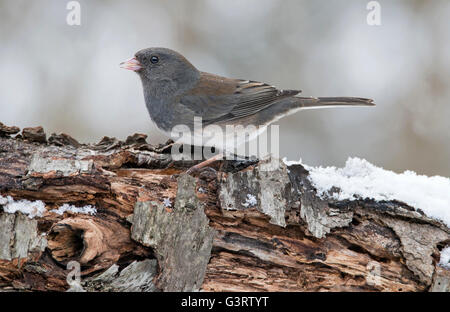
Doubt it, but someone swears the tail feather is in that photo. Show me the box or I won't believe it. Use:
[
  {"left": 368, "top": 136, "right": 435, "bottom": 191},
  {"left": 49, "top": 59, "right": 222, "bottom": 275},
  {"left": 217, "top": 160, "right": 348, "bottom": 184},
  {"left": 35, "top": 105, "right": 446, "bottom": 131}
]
[
  {"left": 297, "top": 96, "right": 375, "bottom": 109},
  {"left": 251, "top": 96, "right": 375, "bottom": 126}
]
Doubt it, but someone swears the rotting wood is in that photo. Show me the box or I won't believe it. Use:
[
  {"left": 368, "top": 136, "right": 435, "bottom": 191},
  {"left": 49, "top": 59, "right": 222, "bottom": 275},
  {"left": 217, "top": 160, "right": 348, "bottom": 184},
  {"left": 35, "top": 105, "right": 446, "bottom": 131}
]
[{"left": 0, "top": 122, "right": 449, "bottom": 292}]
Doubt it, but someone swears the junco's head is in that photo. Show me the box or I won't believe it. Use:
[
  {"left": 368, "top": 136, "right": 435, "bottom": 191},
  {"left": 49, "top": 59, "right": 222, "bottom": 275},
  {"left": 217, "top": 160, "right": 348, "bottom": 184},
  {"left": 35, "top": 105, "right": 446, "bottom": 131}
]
[{"left": 121, "top": 48, "right": 199, "bottom": 96}]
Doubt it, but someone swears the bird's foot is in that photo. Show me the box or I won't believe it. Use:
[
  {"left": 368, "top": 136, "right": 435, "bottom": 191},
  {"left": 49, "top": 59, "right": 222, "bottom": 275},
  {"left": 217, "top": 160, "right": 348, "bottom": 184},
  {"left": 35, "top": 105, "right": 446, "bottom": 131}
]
[{"left": 185, "top": 153, "right": 224, "bottom": 175}]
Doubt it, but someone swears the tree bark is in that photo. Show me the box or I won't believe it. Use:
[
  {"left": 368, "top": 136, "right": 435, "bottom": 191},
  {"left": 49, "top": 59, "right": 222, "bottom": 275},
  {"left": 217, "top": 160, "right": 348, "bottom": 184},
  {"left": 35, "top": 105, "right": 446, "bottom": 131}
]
[{"left": 0, "top": 122, "right": 449, "bottom": 292}]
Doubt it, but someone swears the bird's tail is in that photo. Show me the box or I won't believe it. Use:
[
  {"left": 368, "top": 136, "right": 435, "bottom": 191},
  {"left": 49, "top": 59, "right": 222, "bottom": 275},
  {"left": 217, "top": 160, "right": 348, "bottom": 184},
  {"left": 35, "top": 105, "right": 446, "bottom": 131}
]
[
  {"left": 296, "top": 96, "right": 375, "bottom": 109},
  {"left": 253, "top": 96, "right": 375, "bottom": 126}
]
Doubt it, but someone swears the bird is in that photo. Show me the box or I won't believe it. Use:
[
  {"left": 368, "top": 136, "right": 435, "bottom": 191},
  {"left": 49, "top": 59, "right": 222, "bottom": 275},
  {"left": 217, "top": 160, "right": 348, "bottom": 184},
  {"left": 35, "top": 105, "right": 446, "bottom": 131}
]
[{"left": 120, "top": 47, "right": 374, "bottom": 172}]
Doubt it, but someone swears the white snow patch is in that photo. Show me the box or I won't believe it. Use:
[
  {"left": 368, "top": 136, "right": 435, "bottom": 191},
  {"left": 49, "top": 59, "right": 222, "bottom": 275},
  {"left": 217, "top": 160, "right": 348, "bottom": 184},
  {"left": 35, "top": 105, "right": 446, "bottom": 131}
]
[
  {"left": 294, "top": 157, "right": 450, "bottom": 227},
  {"left": 0, "top": 195, "right": 7, "bottom": 206},
  {"left": 198, "top": 187, "right": 206, "bottom": 194},
  {"left": 51, "top": 203, "right": 97, "bottom": 216},
  {"left": 282, "top": 157, "right": 303, "bottom": 166},
  {"left": 0, "top": 195, "right": 46, "bottom": 218},
  {"left": 242, "top": 194, "right": 257, "bottom": 208},
  {"left": 163, "top": 198, "right": 172, "bottom": 208},
  {"left": 440, "top": 247, "right": 450, "bottom": 269}
]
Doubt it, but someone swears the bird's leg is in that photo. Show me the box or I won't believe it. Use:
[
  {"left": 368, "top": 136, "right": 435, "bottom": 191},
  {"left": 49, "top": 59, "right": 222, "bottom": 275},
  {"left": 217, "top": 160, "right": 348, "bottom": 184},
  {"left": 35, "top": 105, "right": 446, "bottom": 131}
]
[{"left": 186, "top": 152, "right": 224, "bottom": 174}]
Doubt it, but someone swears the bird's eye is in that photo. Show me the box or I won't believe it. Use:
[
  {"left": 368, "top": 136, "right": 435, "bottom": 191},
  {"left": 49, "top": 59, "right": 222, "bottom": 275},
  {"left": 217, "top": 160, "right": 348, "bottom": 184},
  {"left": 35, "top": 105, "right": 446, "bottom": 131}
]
[{"left": 150, "top": 56, "right": 159, "bottom": 64}]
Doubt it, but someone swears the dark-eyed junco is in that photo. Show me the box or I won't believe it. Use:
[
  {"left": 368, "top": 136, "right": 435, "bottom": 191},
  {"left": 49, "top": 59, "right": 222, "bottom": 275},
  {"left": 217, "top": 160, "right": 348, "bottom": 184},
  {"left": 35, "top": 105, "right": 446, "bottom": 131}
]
[{"left": 121, "top": 47, "right": 374, "bottom": 170}]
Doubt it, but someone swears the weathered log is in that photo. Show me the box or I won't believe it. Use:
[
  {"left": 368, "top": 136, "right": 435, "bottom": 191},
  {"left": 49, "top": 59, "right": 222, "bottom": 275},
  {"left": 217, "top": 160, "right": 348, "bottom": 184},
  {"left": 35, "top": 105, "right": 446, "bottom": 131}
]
[{"left": 0, "top": 122, "right": 448, "bottom": 292}]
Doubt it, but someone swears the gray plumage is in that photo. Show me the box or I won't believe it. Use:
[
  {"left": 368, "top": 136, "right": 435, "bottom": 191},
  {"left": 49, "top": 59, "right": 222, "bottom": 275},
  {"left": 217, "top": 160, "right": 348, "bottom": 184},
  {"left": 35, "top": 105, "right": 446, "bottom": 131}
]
[{"left": 121, "top": 47, "right": 374, "bottom": 141}]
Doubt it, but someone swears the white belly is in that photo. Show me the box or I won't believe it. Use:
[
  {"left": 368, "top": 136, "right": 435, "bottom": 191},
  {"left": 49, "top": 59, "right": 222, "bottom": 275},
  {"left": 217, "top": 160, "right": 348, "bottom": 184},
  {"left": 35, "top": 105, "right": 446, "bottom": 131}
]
[{"left": 167, "top": 123, "right": 268, "bottom": 155}]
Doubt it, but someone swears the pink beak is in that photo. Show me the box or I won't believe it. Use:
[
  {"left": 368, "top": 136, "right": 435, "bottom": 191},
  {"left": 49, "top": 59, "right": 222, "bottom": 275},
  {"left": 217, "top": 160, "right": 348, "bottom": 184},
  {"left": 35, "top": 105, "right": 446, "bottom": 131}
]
[{"left": 120, "top": 57, "right": 142, "bottom": 71}]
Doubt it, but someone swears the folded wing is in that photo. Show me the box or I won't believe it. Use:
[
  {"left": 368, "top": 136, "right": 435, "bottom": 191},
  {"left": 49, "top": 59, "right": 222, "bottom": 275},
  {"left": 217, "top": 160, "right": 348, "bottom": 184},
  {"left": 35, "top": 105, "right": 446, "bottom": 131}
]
[{"left": 179, "top": 72, "right": 301, "bottom": 125}]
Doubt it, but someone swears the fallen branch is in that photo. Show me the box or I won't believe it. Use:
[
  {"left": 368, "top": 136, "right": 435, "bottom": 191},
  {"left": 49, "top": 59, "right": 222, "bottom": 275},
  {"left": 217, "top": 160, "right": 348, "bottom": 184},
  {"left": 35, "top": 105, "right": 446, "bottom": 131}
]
[{"left": 0, "top": 122, "right": 449, "bottom": 292}]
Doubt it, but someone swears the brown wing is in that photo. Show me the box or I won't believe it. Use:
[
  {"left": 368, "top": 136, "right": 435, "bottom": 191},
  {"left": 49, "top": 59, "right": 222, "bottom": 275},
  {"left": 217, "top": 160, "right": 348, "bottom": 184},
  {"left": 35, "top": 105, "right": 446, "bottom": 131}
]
[
  {"left": 230, "top": 80, "right": 300, "bottom": 118},
  {"left": 180, "top": 72, "right": 301, "bottom": 124}
]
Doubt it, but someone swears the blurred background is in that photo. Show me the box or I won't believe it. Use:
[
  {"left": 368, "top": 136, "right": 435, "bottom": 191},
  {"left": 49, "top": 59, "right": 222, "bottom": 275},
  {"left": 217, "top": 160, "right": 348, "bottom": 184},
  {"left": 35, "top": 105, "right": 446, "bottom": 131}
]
[{"left": 1, "top": 0, "right": 449, "bottom": 176}]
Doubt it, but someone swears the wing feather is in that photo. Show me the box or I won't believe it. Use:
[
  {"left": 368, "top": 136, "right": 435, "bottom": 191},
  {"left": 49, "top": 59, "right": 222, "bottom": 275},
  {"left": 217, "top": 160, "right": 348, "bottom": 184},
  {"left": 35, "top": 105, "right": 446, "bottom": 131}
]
[{"left": 179, "top": 72, "right": 300, "bottom": 125}]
